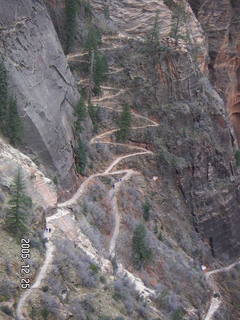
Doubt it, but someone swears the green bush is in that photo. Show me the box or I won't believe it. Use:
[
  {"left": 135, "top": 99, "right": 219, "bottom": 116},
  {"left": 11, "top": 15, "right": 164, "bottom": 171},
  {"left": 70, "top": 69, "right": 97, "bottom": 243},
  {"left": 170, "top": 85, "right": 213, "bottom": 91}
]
[
  {"left": 171, "top": 308, "right": 185, "bottom": 320},
  {"left": 74, "top": 97, "right": 87, "bottom": 133},
  {"left": 116, "top": 104, "right": 132, "bottom": 142},
  {"left": 88, "top": 103, "right": 100, "bottom": 132},
  {"left": 84, "top": 25, "right": 102, "bottom": 53},
  {"left": 42, "top": 285, "right": 49, "bottom": 292},
  {"left": 132, "top": 224, "right": 152, "bottom": 269},
  {"left": 0, "top": 305, "right": 13, "bottom": 316},
  {"left": 41, "top": 307, "right": 50, "bottom": 320},
  {"left": 89, "top": 263, "right": 99, "bottom": 274},
  {"left": 5, "top": 168, "right": 32, "bottom": 238},
  {"left": 143, "top": 199, "right": 151, "bottom": 221},
  {"left": 93, "top": 53, "right": 108, "bottom": 96},
  {"left": 65, "top": 0, "right": 78, "bottom": 53},
  {"left": 235, "top": 150, "right": 240, "bottom": 167},
  {"left": 75, "top": 139, "right": 87, "bottom": 175}
]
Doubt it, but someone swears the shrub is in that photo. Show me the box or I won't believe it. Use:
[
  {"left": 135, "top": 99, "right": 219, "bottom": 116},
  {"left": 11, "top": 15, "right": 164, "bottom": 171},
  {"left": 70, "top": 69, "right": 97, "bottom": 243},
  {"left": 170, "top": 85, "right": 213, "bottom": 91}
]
[
  {"left": 0, "top": 279, "right": 16, "bottom": 301},
  {"left": 74, "top": 97, "right": 87, "bottom": 133},
  {"left": 171, "top": 308, "right": 185, "bottom": 320},
  {"left": 75, "top": 139, "right": 87, "bottom": 175},
  {"left": 41, "top": 307, "right": 50, "bottom": 320},
  {"left": 84, "top": 24, "right": 102, "bottom": 53},
  {"left": 235, "top": 150, "right": 240, "bottom": 167},
  {"left": 42, "top": 285, "right": 49, "bottom": 292},
  {"left": 89, "top": 263, "right": 99, "bottom": 274},
  {"left": 0, "top": 305, "right": 13, "bottom": 316},
  {"left": 142, "top": 199, "right": 151, "bottom": 221},
  {"left": 65, "top": 0, "right": 78, "bottom": 53},
  {"left": 132, "top": 224, "right": 152, "bottom": 269},
  {"left": 116, "top": 104, "right": 132, "bottom": 142},
  {"left": 88, "top": 103, "right": 100, "bottom": 132},
  {"left": 5, "top": 168, "right": 32, "bottom": 238},
  {"left": 93, "top": 53, "right": 108, "bottom": 96}
]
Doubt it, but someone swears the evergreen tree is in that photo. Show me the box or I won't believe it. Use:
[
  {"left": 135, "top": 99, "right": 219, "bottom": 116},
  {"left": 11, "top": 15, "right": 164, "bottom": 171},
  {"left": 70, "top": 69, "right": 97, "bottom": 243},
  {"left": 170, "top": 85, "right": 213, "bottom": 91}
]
[
  {"left": 84, "top": 25, "right": 102, "bottom": 102},
  {"left": 88, "top": 103, "right": 99, "bottom": 132},
  {"left": 0, "top": 60, "right": 8, "bottom": 130},
  {"left": 74, "top": 97, "right": 87, "bottom": 133},
  {"left": 235, "top": 150, "right": 240, "bottom": 167},
  {"left": 149, "top": 10, "right": 160, "bottom": 47},
  {"left": 132, "top": 224, "right": 152, "bottom": 269},
  {"left": 84, "top": 25, "right": 102, "bottom": 53},
  {"left": 65, "top": 0, "right": 78, "bottom": 53},
  {"left": 169, "top": 2, "right": 188, "bottom": 46},
  {"left": 5, "top": 168, "right": 32, "bottom": 238},
  {"left": 103, "top": 5, "right": 110, "bottom": 19},
  {"left": 143, "top": 199, "right": 151, "bottom": 221},
  {"left": 75, "top": 139, "right": 87, "bottom": 175},
  {"left": 93, "top": 53, "right": 108, "bottom": 96},
  {"left": 5, "top": 97, "right": 22, "bottom": 146},
  {"left": 116, "top": 104, "right": 132, "bottom": 142}
]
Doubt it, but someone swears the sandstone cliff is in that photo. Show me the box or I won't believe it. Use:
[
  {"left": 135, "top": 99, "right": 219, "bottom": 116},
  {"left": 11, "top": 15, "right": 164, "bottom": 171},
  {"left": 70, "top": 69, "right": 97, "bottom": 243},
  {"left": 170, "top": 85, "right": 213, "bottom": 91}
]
[
  {"left": 0, "top": 0, "right": 240, "bottom": 319},
  {"left": 0, "top": 0, "right": 81, "bottom": 188}
]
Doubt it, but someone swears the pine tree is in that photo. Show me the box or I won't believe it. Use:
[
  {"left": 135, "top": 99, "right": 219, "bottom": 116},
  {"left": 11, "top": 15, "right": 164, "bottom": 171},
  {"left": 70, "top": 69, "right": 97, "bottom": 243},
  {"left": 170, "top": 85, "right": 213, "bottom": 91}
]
[
  {"left": 143, "top": 199, "right": 151, "bottom": 221},
  {"left": 84, "top": 25, "right": 102, "bottom": 102},
  {"left": 149, "top": 10, "right": 160, "bottom": 47},
  {"left": 5, "top": 97, "right": 22, "bottom": 146},
  {"left": 74, "top": 97, "right": 87, "bottom": 133},
  {"left": 65, "top": 0, "right": 78, "bottom": 53},
  {"left": 116, "top": 104, "right": 132, "bottom": 142},
  {"left": 84, "top": 25, "right": 102, "bottom": 53},
  {"left": 235, "top": 150, "right": 240, "bottom": 167},
  {"left": 0, "top": 60, "right": 8, "bottom": 130},
  {"left": 75, "top": 139, "right": 87, "bottom": 175},
  {"left": 103, "top": 5, "right": 110, "bottom": 19},
  {"left": 5, "top": 168, "right": 32, "bottom": 238},
  {"left": 132, "top": 224, "right": 152, "bottom": 269},
  {"left": 93, "top": 53, "right": 108, "bottom": 96},
  {"left": 170, "top": 2, "right": 188, "bottom": 46},
  {"left": 88, "top": 103, "right": 99, "bottom": 132}
]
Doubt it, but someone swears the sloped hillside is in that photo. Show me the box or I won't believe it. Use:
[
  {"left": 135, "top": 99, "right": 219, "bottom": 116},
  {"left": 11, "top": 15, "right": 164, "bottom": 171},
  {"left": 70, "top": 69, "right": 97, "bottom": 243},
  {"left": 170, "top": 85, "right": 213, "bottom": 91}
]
[{"left": 0, "top": 0, "right": 240, "bottom": 320}]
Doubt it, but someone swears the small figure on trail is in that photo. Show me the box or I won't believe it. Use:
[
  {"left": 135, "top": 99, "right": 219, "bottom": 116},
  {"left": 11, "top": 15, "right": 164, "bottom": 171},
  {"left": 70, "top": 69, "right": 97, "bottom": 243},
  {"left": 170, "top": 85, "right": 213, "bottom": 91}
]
[
  {"left": 49, "top": 228, "right": 51, "bottom": 233},
  {"left": 112, "top": 184, "right": 115, "bottom": 189},
  {"left": 201, "top": 265, "right": 207, "bottom": 271}
]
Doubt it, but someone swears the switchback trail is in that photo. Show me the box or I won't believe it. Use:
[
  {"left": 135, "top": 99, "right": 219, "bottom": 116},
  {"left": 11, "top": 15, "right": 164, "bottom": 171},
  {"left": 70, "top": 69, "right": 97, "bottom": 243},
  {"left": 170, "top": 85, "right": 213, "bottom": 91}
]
[
  {"left": 16, "top": 32, "right": 237, "bottom": 320},
  {"left": 16, "top": 78, "right": 160, "bottom": 319},
  {"left": 204, "top": 259, "right": 240, "bottom": 320}
]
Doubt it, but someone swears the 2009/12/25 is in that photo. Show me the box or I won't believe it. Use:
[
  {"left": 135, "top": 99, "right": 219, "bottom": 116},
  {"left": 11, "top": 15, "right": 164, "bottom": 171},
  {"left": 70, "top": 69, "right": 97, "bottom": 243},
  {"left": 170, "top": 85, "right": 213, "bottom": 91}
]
[{"left": 20, "top": 239, "right": 31, "bottom": 289}]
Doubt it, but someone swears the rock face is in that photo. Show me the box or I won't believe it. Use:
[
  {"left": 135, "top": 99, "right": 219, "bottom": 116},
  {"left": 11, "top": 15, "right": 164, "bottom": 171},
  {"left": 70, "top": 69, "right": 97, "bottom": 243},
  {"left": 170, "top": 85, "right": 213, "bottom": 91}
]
[
  {"left": 0, "top": 0, "right": 79, "bottom": 188},
  {"left": 193, "top": 0, "right": 240, "bottom": 144},
  {"left": 1, "top": 0, "right": 240, "bottom": 319}
]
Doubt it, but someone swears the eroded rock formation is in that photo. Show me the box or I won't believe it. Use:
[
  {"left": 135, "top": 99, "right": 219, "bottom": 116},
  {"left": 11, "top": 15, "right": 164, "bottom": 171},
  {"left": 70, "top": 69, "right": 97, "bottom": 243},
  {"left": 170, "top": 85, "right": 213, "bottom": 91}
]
[
  {"left": 0, "top": 0, "right": 79, "bottom": 187},
  {"left": 193, "top": 0, "right": 240, "bottom": 145}
]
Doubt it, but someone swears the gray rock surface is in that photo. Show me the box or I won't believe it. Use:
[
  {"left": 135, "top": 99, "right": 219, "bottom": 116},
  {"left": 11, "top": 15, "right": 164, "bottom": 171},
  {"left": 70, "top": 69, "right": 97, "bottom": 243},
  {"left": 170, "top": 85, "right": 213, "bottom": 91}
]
[{"left": 0, "top": 0, "right": 79, "bottom": 187}]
